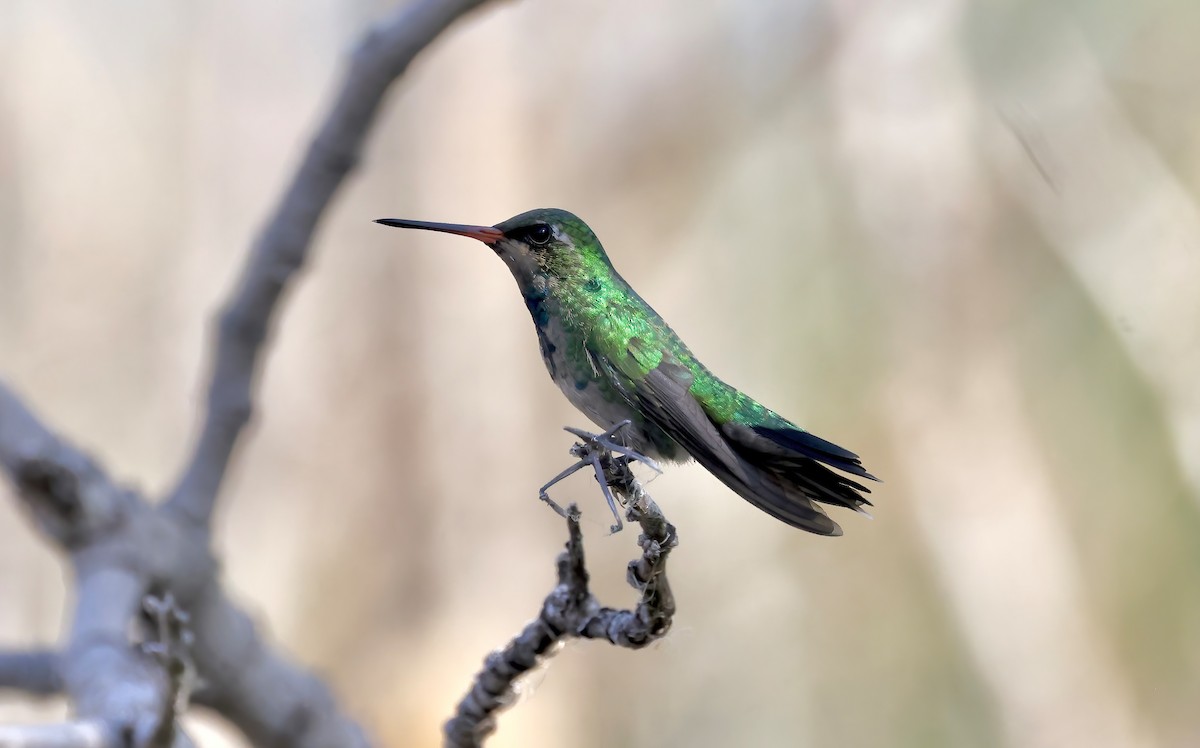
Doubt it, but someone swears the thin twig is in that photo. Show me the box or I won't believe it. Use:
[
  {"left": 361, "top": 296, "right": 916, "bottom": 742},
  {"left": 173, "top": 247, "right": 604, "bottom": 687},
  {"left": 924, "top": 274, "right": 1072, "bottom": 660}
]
[
  {"left": 139, "top": 594, "right": 194, "bottom": 748},
  {"left": 444, "top": 457, "right": 678, "bottom": 748}
]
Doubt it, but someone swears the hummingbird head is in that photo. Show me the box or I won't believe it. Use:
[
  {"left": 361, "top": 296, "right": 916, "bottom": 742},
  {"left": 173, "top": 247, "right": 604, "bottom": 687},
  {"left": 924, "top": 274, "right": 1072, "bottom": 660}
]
[{"left": 375, "top": 208, "right": 611, "bottom": 294}]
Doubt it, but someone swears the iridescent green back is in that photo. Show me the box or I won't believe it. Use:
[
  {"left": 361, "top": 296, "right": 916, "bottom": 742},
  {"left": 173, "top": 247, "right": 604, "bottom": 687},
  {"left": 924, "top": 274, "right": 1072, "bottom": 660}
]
[{"left": 499, "top": 208, "right": 794, "bottom": 432}]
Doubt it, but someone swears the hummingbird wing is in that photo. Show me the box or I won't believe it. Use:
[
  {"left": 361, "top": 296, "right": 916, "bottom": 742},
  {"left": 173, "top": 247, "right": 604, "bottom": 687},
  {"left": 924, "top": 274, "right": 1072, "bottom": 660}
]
[{"left": 595, "top": 343, "right": 843, "bottom": 535}]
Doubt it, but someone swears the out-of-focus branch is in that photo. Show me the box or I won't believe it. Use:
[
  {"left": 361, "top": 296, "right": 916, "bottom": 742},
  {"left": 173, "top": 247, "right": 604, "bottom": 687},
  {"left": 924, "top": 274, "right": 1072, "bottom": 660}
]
[
  {"left": 0, "top": 387, "right": 189, "bottom": 748},
  {"left": 182, "top": 582, "right": 372, "bottom": 748},
  {"left": 0, "top": 651, "right": 62, "bottom": 697},
  {"left": 0, "top": 387, "right": 126, "bottom": 549},
  {"left": 0, "top": 720, "right": 110, "bottom": 748},
  {"left": 1, "top": 1, "right": 508, "bottom": 745},
  {"left": 166, "top": 0, "right": 498, "bottom": 527},
  {"left": 444, "top": 457, "right": 678, "bottom": 748},
  {"left": 1, "top": 380, "right": 368, "bottom": 745}
]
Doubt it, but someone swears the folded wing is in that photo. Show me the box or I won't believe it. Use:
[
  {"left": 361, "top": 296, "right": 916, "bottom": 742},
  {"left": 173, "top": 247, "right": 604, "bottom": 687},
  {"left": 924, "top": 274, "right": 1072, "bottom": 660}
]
[{"left": 596, "top": 346, "right": 850, "bottom": 535}]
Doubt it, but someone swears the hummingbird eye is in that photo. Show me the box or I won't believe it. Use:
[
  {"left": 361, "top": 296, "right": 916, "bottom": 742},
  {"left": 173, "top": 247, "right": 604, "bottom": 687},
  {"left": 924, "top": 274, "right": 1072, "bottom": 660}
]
[{"left": 527, "top": 224, "right": 553, "bottom": 246}]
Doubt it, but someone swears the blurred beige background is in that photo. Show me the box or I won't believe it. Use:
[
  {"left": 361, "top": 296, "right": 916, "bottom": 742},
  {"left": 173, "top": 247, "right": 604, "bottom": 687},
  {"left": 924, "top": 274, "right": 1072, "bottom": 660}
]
[{"left": 3, "top": 0, "right": 1200, "bottom": 746}]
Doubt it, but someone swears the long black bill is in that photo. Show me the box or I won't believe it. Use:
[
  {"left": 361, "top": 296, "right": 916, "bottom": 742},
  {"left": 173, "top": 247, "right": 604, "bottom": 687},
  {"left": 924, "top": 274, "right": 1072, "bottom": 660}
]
[{"left": 374, "top": 218, "right": 504, "bottom": 244}]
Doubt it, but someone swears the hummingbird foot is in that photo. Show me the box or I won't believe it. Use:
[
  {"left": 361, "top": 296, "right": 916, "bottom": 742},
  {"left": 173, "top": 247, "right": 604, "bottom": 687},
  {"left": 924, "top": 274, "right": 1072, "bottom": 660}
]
[
  {"left": 537, "top": 459, "right": 588, "bottom": 521},
  {"left": 563, "top": 420, "right": 663, "bottom": 475},
  {"left": 539, "top": 421, "right": 661, "bottom": 534}
]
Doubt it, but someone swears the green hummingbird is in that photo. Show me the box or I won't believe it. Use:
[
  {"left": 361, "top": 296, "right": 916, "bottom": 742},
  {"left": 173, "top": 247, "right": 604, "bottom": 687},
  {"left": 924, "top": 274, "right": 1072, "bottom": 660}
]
[{"left": 375, "top": 209, "right": 876, "bottom": 535}]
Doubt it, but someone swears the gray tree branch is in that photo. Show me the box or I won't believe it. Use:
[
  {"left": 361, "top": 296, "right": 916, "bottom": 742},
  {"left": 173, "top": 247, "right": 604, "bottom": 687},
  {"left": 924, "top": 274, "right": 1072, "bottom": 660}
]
[
  {"left": 1, "top": 0, "right": 501, "bottom": 745},
  {"left": 0, "top": 720, "right": 109, "bottom": 748},
  {"left": 0, "top": 651, "right": 61, "bottom": 697},
  {"left": 0, "top": 388, "right": 189, "bottom": 748}
]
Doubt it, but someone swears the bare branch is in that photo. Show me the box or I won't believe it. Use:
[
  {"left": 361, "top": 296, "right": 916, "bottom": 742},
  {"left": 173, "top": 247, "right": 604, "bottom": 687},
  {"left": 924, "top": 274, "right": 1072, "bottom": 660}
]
[
  {"left": 183, "top": 583, "right": 372, "bottom": 748},
  {"left": 0, "top": 651, "right": 62, "bottom": 697},
  {"left": 5, "top": 1, "right": 531, "bottom": 745},
  {"left": 166, "top": 0, "right": 499, "bottom": 527},
  {"left": 444, "top": 458, "right": 678, "bottom": 748},
  {"left": 65, "top": 571, "right": 177, "bottom": 748},
  {"left": 0, "top": 389, "right": 125, "bottom": 548},
  {"left": 1, "top": 378, "right": 366, "bottom": 745},
  {"left": 0, "top": 389, "right": 171, "bottom": 743},
  {"left": 0, "top": 720, "right": 111, "bottom": 748}
]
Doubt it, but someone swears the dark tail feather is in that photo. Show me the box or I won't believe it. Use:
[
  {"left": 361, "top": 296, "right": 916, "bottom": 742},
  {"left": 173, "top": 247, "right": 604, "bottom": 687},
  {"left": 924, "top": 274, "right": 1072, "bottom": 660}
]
[
  {"left": 720, "top": 423, "right": 875, "bottom": 512},
  {"left": 768, "top": 456, "right": 873, "bottom": 512},
  {"left": 749, "top": 425, "right": 879, "bottom": 481}
]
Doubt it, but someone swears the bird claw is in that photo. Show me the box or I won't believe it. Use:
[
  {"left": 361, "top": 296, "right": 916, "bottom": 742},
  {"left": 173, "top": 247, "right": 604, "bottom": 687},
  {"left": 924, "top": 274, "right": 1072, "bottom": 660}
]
[
  {"left": 538, "top": 489, "right": 570, "bottom": 519},
  {"left": 563, "top": 420, "right": 663, "bottom": 475},
  {"left": 538, "top": 421, "right": 659, "bottom": 533}
]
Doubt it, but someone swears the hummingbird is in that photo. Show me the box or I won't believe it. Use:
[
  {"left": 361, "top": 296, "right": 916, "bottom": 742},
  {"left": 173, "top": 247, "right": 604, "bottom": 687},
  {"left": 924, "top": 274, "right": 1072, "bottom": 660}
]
[{"left": 375, "top": 209, "right": 877, "bottom": 535}]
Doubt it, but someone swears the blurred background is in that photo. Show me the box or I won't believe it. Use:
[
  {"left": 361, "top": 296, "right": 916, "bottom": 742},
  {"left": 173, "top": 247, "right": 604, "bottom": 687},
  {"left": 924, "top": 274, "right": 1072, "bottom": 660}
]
[{"left": 2, "top": 0, "right": 1200, "bottom": 746}]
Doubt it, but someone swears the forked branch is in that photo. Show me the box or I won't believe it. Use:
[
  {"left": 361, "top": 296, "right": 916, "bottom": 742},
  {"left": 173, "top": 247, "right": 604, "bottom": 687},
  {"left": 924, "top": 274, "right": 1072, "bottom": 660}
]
[{"left": 0, "top": 0, "right": 501, "bottom": 745}]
